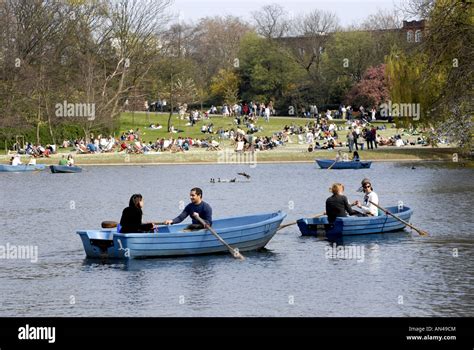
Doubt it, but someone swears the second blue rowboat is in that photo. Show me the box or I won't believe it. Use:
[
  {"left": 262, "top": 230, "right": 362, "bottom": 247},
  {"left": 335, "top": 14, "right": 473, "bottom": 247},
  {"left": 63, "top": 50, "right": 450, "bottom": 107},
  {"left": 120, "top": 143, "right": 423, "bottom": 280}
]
[
  {"left": 50, "top": 165, "right": 82, "bottom": 173},
  {"left": 297, "top": 206, "right": 413, "bottom": 236},
  {"left": 77, "top": 211, "right": 287, "bottom": 259},
  {"left": 0, "top": 164, "right": 46, "bottom": 172},
  {"left": 316, "top": 159, "right": 372, "bottom": 169}
]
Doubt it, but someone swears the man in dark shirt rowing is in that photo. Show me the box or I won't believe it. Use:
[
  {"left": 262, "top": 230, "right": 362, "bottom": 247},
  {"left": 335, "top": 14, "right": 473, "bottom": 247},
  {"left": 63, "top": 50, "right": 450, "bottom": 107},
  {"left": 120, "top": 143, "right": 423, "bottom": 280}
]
[
  {"left": 164, "top": 187, "right": 212, "bottom": 230},
  {"left": 325, "top": 183, "right": 356, "bottom": 223}
]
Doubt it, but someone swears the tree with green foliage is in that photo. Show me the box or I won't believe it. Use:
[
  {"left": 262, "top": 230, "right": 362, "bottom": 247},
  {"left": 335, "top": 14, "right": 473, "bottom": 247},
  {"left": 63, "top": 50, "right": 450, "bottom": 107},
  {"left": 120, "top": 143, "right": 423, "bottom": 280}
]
[
  {"left": 387, "top": 0, "right": 473, "bottom": 151},
  {"left": 210, "top": 69, "right": 239, "bottom": 105},
  {"left": 320, "top": 31, "right": 380, "bottom": 104},
  {"left": 238, "top": 32, "right": 305, "bottom": 113}
]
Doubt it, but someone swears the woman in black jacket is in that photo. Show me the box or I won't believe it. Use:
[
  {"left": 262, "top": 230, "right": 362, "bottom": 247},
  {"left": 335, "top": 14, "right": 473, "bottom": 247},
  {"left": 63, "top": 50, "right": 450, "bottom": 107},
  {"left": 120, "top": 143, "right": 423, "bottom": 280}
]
[
  {"left": 325, "top": 183, "right": 357, "bottom": 224},
  {"left": 119, "top": 194, "right": 154, "bottom": 233}
]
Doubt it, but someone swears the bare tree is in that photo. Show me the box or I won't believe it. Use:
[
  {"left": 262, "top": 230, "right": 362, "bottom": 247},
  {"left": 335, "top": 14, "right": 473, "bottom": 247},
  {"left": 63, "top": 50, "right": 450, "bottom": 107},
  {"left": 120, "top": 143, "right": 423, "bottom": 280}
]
[
  {"left": 253, "top": 4, "right": 289, "bottom": 39},
  {"left": 361, "top": 9, "right": 402, "bottom": 30},
  {"left": 287, "top": 10, "right": 340, "bottom": 81},
  {"left": 0, "top": 0, "right": 173, "bottom": 145},
  {"left": 189, "top": 16, "right": 253, "bottom": 87}
]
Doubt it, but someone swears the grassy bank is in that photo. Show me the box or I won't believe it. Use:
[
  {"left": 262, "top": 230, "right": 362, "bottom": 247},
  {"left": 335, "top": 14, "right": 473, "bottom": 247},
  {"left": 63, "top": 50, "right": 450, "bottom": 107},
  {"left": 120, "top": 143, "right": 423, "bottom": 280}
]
[
  {"left": 120, "top": 112, "right": 400, "bottom": 142},
  {"left": 1, "top": 111, "right": 469, "bottom": 165},
  {"left": 0, "top": 145, "right": 466, "bottom": 166}
]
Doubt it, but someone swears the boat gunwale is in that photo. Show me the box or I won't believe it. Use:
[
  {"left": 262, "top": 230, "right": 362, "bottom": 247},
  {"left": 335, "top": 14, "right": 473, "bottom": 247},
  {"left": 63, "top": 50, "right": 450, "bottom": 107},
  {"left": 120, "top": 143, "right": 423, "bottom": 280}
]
[
  {"left": 77, "top": 211, "right": 287, "bottom": 239},
  {"left": 299, "top": 206, "right": 412, "bottom": 224},
  {"left": 315, "top": 159, "right": 372, "bottom": 169}
]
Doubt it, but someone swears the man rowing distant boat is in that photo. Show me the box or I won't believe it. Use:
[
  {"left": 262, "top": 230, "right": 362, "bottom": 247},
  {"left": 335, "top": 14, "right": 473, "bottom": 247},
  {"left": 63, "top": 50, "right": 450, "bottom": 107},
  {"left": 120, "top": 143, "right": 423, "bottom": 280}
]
[
  {"left": 353, "top": 178, "right": 379, "bottom": 216},
  {"left": 164, "top": 187, "right": 213, "bottom": 230},
  {"left": 325, "top": 183, "right": 357, "bottom": 223}
]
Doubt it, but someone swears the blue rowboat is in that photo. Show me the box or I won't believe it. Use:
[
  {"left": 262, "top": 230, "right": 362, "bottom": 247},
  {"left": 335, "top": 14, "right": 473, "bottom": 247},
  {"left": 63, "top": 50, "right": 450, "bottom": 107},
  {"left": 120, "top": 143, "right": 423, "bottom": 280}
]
[
  {"left": 50, "top": 165, "right": 82, "bottom": 173},
  {"left": 297, "top": 206, "right": 413, "bottom": 236},
  {"left": 0, "top": 164, "right": 46, "bottom": 172},
  {"left": 316, "top": 159, "right": 372, "bottom": 169},
  {"left": 77, "top": 211, "right": 287, "bottom": 259}
]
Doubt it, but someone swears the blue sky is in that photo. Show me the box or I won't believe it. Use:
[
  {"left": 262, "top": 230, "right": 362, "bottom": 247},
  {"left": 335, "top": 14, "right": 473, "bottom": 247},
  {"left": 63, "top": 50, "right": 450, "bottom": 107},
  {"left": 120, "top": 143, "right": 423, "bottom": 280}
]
[{"left": 170, "top": 0, "right": 403, "bottom": 27}]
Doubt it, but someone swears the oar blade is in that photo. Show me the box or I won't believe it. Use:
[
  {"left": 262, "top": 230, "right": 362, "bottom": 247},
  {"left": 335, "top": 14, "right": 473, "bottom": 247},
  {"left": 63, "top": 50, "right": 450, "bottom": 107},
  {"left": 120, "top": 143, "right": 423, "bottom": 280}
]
[{"left": 232, "top": 248, "right": 245, "bottom": 260}]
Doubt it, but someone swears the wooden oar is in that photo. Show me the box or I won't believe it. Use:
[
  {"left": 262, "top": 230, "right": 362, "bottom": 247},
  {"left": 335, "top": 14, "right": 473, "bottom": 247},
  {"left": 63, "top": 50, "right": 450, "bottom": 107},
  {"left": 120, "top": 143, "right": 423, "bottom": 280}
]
[
  {"left": 277, "top": 213, "right": 325, "bottom": 232},
  {"left": 193, "top": 214, "right": 245, "bottom": 260},
  {"left": 369, "top": 201, "right": 428, "bottom": 236},
  {"left": 328, "top": 160, "right": 337, "bottom": 170},
  {"left": 101, "top": 221, "right": 165, "bottom": 229}
]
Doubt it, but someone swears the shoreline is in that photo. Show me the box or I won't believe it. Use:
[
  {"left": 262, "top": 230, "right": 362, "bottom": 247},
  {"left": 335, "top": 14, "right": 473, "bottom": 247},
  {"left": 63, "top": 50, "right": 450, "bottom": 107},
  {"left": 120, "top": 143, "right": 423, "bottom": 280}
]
[
  {"left": 1, "top": 146, "right": 470, "bottom": 167},
  {"left": 37, "top": 158, "right": 467, "bottom": 166}
]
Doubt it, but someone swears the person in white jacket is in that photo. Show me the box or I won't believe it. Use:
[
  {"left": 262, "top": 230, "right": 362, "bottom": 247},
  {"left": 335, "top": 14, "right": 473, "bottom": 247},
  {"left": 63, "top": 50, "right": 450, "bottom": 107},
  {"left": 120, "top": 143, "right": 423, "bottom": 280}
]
[{"left": 354, "top": 178, "right": 379, "bottom": 216}]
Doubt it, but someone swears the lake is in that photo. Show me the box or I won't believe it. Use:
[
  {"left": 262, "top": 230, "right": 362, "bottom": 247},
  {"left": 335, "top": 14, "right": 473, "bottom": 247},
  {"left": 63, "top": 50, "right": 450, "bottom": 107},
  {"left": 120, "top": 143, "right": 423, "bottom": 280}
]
[{"left": 0, "top": 162, "right": 473, "bottom": 317}]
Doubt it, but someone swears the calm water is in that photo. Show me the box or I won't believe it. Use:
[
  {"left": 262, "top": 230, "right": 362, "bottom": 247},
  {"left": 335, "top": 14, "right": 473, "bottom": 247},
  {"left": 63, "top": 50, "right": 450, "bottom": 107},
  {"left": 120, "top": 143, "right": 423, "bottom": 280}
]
[{"left": 0, "top": 162, "right": 473, "bottom": 317}]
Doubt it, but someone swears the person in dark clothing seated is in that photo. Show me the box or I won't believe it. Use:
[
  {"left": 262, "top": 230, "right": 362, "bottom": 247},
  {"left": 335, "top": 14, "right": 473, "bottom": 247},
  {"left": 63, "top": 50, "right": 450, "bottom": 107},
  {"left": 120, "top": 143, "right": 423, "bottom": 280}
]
[
  {"left": 352, "top": 151, "right": 360, "bottom": 161},
  {"left": 164, "top": 187, "right": 212, "bottom": 230},
  {"left": 119, "top": 194, "right": 155, "bottom": 233},
  {"left": 325, "top": 183, "right": 357, "bottom": 224}
]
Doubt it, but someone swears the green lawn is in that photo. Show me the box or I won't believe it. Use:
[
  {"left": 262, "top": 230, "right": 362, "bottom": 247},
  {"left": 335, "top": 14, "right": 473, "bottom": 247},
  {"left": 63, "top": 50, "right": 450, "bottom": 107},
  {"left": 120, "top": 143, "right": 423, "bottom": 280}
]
[{"left": 119, "top": 111, "right": 396, "bottom": 143}]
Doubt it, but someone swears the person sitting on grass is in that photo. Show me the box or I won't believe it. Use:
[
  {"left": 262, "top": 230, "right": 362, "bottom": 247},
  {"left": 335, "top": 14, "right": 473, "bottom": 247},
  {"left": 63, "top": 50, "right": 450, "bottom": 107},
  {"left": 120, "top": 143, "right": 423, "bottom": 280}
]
[{"left": 119, "top": 194, "right": 155, "bottom": 233}]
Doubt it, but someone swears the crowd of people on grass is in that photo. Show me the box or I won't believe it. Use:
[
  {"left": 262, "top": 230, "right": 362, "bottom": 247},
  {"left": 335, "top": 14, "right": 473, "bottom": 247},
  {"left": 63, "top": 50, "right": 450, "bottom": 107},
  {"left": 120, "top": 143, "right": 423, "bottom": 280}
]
[
  {"left": 210, "top": 101, "right": 275, "bottom": 121},
  {"left": 6, "top": 97, "right": 444, "bottom": 159},
  {"left": 280, "top": 118, "right": 432, "bottom": 153}
]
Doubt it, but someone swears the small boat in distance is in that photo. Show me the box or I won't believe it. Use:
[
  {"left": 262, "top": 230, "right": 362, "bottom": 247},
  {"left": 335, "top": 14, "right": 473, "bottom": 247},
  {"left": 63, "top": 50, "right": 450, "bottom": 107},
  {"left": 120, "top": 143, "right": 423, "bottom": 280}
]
[
  {"left": 316, "top": 159, "right": 372, "bottom": 169},
  {"left": 50, "top": 165, "right": 82, "bottom": 173},
  {"left": 297, "top": 206, "right": 413, "bottom": 236},
  {"left": 77, "top": 211, "right": 287, "bottom": 259},
  {"left": 0, "top": 164, "right": 46, "bottom": 172}
]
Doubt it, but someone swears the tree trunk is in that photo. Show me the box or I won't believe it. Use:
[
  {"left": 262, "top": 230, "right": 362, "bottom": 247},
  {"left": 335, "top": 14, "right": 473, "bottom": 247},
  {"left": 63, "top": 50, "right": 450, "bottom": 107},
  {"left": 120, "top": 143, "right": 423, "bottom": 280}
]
[
  {"left": 36, "top": 119, "right": 41, "bottom": 145},
  {"left": 167, "top": 74, "right": 174, "bottom": 132},
  {"left": 36, "top": 96, "right": 41, "bottom": 145},
  {"left": 167, "top": 105, "right": 173, "bottom": 132},
  {"left": 45, "top": 101, "right": 56, "bottom": 145}
]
